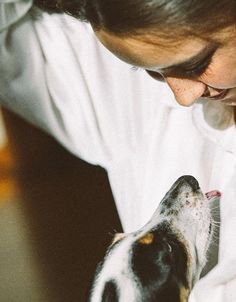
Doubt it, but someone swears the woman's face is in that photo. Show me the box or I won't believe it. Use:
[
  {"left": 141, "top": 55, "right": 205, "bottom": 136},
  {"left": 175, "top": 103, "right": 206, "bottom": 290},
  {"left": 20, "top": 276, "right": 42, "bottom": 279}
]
[{"left": 96, "top": 26, "right": 236, "bottom": 107}]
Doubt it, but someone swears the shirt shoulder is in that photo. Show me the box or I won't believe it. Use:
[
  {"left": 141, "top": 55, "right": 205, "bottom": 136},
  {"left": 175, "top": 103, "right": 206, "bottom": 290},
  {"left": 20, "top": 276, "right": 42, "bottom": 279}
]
[{"left": 0, "top": 0, "right": 32, "bottom": 31}]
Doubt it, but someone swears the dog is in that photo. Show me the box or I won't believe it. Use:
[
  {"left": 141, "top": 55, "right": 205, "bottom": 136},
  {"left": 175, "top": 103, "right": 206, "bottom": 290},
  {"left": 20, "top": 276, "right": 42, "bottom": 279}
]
[{"left": 88, "top": 175, "right": 221, "bottom": 302}]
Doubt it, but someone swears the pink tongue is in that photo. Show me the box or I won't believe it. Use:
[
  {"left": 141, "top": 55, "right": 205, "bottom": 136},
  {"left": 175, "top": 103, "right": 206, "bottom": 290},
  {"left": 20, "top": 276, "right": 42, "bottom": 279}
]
[{"left": 205, "top": 190, "right": 221, "bottom": 200}]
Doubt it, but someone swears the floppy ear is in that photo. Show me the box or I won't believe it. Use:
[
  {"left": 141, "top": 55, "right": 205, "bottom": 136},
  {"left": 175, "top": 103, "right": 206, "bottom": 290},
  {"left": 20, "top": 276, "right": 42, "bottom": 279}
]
[{"left": 111, "top": 233, "right": 126, "bottom": 245}]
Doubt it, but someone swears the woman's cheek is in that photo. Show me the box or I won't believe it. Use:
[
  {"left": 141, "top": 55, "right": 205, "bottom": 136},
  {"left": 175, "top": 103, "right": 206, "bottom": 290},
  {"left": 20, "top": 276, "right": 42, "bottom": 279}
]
[{"left": 201, "top": 67, "right": 236, "bottom": 89}]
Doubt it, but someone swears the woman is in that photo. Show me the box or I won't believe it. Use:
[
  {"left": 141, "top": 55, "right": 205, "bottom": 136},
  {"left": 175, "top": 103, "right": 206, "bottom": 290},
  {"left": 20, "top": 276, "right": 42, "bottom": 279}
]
[
  {"left": 0, "top": 1, "right": 236, "bottom": 301},
  {"left": 60, "top": 0, "right": 236, "bottom": 107}
]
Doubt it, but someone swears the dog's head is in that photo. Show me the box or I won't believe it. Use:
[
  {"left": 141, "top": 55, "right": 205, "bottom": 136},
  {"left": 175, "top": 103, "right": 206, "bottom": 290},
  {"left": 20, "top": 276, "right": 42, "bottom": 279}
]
[{"left": 89, "top": 175, "right": 220, "bottom": 302}]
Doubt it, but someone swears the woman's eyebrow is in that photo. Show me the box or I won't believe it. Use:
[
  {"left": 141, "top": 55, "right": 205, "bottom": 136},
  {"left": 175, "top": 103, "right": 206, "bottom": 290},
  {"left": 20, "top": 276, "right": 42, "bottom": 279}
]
[{"left": 161, "top": 44, "right": 218, "bottom": 73}]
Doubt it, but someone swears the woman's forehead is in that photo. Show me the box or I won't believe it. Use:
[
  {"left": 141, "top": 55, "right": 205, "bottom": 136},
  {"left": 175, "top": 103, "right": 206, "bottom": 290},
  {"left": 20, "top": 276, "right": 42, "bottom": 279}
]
[{"left": 96, "top": 29, "right": 209, "bottom": 70}]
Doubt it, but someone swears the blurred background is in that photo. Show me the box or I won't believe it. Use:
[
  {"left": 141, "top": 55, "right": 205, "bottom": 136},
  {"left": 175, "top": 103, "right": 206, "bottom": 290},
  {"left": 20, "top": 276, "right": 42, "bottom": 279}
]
[{"left": 0, "top": 107, "right": 122, "bottom": 302}]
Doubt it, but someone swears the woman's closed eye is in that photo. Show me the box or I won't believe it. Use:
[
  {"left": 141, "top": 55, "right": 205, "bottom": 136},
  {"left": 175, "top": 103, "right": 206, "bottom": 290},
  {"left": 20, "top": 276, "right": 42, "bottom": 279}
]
[
  {"left": 145, "top": 56, "right": 213, "bottom": 81},
  {"left": 145, "top": 59, "right": 213, "bottom": 82},
  {"left": 145, "top": 45, "right": 216, "bottom": 81},
  {"left": 177, "top": 57, "right": 213, "bottom": 78}
]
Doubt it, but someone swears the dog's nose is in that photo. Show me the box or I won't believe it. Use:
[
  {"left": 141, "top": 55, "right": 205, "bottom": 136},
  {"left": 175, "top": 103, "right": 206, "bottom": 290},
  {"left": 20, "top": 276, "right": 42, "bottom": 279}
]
[
  {"left": 178, "top": 175, "right": 200, "bottom": 191},
  {"left": 167, "top": 175, "right": 200, "bottom": 199},
  {"left": 159, "top": 175, "right": 201, "bottom": 210}
]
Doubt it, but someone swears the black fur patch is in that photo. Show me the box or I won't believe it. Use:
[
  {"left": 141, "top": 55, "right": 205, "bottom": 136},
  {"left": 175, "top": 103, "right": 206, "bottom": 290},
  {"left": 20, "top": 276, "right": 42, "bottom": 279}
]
[
  {"left": 102, "top": 280, "right": 119, "bottom": 302},
  {"left": 131, "top": 223, "right": 188, "bottom": 302}
]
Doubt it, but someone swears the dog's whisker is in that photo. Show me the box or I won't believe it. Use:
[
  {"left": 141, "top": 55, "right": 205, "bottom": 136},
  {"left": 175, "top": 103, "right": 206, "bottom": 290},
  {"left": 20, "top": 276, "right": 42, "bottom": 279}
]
[
  {"left": 212, "top": 217, "right": 221, "bottom": 222},
  {"left": 212, "top": 223, "right": 220, "bottom": 227},
  {"left": 211, "top": 225, "right": 220, "bottom": 230},
  {"left": 211, "top": 217, "right": 221, "bottom": 222},
  {"left": 212, "top": 225, "right": 220, "bottom": 232},
  {"left": 210, "top": 209, "right": 220, "bottom": 213},
  {"left": 211, "top": 220, "right": 221, "bottom": 225},
  {"left": 212, "top": 210, "right": 220, "bottom": 214},
  {"left": 210, "top": 207, "right": 220, "bottom": 212},
  {"left": 211, "top": 218, "right": 221, "bottom": 223}
]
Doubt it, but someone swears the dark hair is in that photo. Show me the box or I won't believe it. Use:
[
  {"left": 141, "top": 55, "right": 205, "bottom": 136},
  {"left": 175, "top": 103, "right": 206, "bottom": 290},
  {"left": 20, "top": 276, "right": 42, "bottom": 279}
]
[{"left": 35, "top": 0, "right": 235, "bottom": 38}]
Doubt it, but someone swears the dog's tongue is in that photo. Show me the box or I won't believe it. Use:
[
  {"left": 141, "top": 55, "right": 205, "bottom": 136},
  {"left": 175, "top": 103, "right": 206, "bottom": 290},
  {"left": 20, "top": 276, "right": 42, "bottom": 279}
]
[{"left": 205, "top": 190, "right": 221, "bottom": 201}]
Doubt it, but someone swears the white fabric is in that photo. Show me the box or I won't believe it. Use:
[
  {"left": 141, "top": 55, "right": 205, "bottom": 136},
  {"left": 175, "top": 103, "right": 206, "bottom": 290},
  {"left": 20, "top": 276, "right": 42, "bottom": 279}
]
[{"left": 0, "top": 2, "right": 236, "bottom": 301}]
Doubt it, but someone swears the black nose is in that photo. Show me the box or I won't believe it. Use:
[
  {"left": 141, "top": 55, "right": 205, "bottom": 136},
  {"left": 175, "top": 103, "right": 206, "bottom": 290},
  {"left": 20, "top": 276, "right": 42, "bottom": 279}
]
[
  {"left": 176, "top": 175, "right": 200, "bottom": 191},
  {"left": 160, "top": 175, "right": 201, "bottom": 208}
]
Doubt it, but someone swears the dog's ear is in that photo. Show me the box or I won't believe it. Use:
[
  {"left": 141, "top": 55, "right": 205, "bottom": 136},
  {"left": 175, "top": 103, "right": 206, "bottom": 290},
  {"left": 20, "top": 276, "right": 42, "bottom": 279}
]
[{"left": 131, "top": 229, "right": 190, "bottom": 302}]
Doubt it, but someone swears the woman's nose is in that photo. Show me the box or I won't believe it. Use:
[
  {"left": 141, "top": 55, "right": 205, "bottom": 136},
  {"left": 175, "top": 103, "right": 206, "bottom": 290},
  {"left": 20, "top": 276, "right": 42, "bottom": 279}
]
[{"left": 166, "top": 77, "right": 206, "bottom": 106}]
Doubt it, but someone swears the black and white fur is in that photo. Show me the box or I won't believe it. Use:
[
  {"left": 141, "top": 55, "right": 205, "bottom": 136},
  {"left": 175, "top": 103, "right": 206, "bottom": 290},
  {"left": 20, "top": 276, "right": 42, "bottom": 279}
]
[{"left": 88, "top": 175, "right": 219, "bottom": 302}]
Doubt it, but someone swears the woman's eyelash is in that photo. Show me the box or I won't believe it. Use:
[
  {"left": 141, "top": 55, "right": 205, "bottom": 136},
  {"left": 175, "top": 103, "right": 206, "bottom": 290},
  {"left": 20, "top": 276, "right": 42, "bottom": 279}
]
[
  {"left": 182, "top": 57, "right": 213, "bottom": 77},
  {"left": 131, "top": 55, "right": 213, "bottom": 78}
]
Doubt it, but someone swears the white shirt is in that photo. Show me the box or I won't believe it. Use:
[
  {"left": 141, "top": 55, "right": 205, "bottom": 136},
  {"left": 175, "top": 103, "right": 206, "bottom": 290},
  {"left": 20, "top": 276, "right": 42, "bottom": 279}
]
[{"left": 0, "top": 1, "right": 236, "bottom": 301}]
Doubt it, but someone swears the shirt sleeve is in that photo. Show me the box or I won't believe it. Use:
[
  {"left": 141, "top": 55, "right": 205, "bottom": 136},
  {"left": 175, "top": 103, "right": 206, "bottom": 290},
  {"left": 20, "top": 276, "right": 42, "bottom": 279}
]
[
  {"left": 0, "top": 0, "right": 32, "bottom": 31},
  {"left": 0, "top": 6, "right": 176, "bottom": 169}
]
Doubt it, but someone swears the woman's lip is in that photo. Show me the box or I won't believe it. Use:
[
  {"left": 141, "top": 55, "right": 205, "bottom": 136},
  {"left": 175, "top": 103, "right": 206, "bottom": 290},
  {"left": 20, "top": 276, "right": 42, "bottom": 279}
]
[{"left": 207, "top": 89, "right": 229, "bottom": 100}]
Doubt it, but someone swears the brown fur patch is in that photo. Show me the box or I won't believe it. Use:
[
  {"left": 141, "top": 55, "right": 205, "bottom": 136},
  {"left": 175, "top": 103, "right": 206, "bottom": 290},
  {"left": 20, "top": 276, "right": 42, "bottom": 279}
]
[
  {"left": 138, "top": 233, "right": 154, "bottom": 245},
  {"left": 180, "top": 286, "right": 190, "bottom": 302}
]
